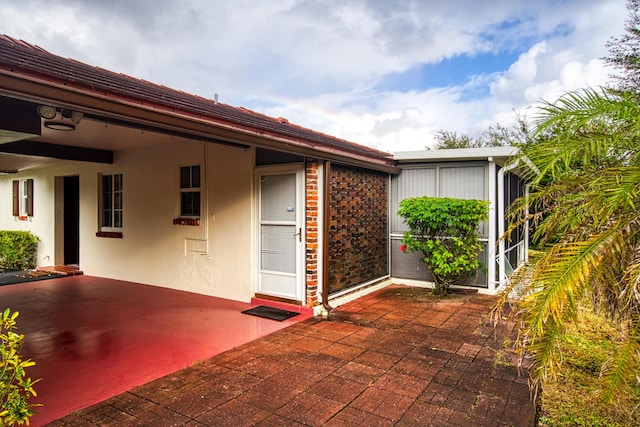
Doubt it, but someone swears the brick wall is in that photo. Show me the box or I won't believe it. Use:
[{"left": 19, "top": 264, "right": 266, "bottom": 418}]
[
  {"left": 305, "top": 159, "right": 320, "bottom": 306},
  {"left": 328, "top": 164, "right": 388, "bottom": 294}
]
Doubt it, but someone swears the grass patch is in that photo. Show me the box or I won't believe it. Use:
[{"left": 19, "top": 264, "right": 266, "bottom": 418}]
[{"left": 537, "top": 304, "right": 640, "bottom": 426}]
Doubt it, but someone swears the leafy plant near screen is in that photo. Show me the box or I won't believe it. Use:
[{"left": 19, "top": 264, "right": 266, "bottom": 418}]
[
  {"left": 0, "top": 308, "right": 40, "bottom": 426},
  {"left": 398, "top": 196, "right": 489, "bottom": 295},
  {"left": 0, "top": 232, "right": 38, "bottom": 271}
]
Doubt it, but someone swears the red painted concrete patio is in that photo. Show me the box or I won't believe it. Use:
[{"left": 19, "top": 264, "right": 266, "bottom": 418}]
[
  {"left": 0, "top": 276, "right": 312, "bottom": 426},
  {"left": 30, "top": 282, "right": 536, "bottom": 426}
]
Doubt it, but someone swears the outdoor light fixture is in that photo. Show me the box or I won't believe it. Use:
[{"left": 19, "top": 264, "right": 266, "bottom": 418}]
[
  {"left": 37, "top": 104, "right": 57, "bottom": 119},
  {"left": 44, "top": 121, "right": 76, "bottom": 131},
  {"left": 61, "top": 109, "right": 83, "bottom": 124},
  {"left": 38, "top": 106, "right": 84, "bottom": 131}
]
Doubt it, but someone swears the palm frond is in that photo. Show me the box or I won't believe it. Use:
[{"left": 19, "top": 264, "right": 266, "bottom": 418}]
[
  {"left": 527, "top": 316, "right": 565, "bottom": 389},
  {"left": 587, "top": 167, "right": 640, "bottom": 217},
  {"left": 600, "top": 317, "right": 640, "bottom": 404},
  {"left": 521, "top": 88, "right": 640, "bottom": 183},
  {"left": 500, "top": 85, "right": 640, "bottom": 417},
  {"left": 619, "top": 241, "right": 640, "bottom": 317},
  {"left": 533, "top": 88, "right": 640, "bottom": 134},
  {"left": 523, "top": 228, "right": 625, "bottom": 342}
]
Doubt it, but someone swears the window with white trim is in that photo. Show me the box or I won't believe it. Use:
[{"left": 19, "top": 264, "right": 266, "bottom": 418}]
[
  {"left": 180, "top": 165, "right": 200, "bottom": 217},
  {"left": 12, "top": 179, "right": 33, "bottom": 217},
  {"left": 100, "top": 173, "right": 123, "bottom": 231}
]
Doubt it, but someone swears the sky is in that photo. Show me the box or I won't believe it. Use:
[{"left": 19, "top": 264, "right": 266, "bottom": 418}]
[{"left": 0, "top": 0, "right": 629, "bottom": 153}]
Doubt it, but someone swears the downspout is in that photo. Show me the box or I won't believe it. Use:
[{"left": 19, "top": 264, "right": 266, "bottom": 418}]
[
  {"left": 487, "top": 161, "right": 497, "bottom": 293},
  {"left": 524, "top": 183, "right": 530, "bottom": 263},
  {"left": 203, "top": 142, "right": 209, "bottom": 255},
  {"left": 187, "top": 141, "right": 210, "bottom": 257},
  {"left": 497, "top": 159, "right": 519, "bottom": 291},
  {"left": 321, "top": 160, "right": 333, "bottom": 312},
  {"left": 519, "top": 157, "right": 538, "bottom": 266}
]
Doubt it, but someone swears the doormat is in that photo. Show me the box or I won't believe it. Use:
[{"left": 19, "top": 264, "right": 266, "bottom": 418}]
[{"left": 241, "top": 305, "right": 300, "bottom": 321}]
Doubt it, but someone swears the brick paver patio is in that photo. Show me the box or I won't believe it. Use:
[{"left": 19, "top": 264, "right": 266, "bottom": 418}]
[{"left": 47, "top": 284, "right": 536, "bottom": 426}]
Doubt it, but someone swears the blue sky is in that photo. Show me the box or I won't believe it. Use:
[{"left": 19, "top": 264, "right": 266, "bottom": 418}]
[
  {"left": 382, "top": 14, "right": 564, "bottom": 95},
  {"left": 379, "top": 51, "right": 524, "bottom": 95},
  {"left": 0, "top": 0, "right": 628, "bottom": 152}
]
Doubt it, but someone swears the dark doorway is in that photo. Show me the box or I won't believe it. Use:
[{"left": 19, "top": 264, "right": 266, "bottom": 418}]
[{"left": 64, "top": 176, "right": 80, "bottom": 265}]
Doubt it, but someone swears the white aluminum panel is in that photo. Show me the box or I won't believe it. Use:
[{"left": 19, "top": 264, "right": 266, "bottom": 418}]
[
  {"left": 439, "top": 166, "right": 485, "bottom": 200},
  {"left": 259, "top": 271, "right": 297, "bottom": 299},
  {"left": 260, "top": 224, "right": 296, "bottom": 273},
  {"left": 391, "top": 168, "right": 437, "bottom": 233}
]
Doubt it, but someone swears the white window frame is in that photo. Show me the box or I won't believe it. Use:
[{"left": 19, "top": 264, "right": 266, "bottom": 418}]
[
  {"left": 179, "top": 165, "right": 201, "bottom": 218},
  {"left": 19, "top": 179, "right": 29, "bottom": 216},
  {"left": 100, "top": 173, "right": 123, "bottom": 232}
]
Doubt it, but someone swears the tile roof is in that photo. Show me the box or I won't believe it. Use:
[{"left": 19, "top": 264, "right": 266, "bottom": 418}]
[{"left": 0, "top": 35, "right": 393, "bottom": 166}]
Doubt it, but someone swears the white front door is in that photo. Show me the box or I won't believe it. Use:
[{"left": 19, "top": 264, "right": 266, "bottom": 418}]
[{"left": 256, "top": 166, "right": 304, "bottom": 301}]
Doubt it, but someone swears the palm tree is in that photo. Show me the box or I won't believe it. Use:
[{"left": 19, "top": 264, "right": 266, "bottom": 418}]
[{"left": 497, "top": 87, "right": 640, "bottom": 403}]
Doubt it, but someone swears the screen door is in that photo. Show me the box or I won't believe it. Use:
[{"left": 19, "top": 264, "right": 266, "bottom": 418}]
[{"left": 257, "top": 168, "right": 303, "bottom": 301}]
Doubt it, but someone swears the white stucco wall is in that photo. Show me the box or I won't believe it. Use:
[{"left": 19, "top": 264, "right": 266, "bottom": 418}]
[
  {"left": 0, "top": 139, "right": 255, "bottom": 302},
  {"left": 0, "top": 165, "right": 58, "bottom": 266}
]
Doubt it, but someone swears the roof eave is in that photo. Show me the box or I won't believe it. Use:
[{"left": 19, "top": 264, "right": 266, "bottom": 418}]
[
  {"left": 0, "top": 69, "right": 398, "bottom": 173},
  {"left": 394, "top": 147, "right": 519, "bottom": 166}
]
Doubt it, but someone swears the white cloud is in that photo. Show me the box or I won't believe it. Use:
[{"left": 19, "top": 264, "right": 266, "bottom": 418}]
[
  {"left": 0, "top": 0, "right": 629, "bottom": 153},
  {"left": 252, "top": 0, "right": 627, "bottom": 152}
]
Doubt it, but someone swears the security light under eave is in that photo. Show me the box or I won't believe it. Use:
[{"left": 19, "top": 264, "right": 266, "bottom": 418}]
[
  {"left": 39, "top": 107, "right": 84, "bottom": 131},
  {"left": 37, "top": 104, "right": 57, "bottom": 119},
  {"left": 44, "top": 121, "right": 75, "bottom": 131},
  {"left": 62, "top": 109, "right": 83, "bottom": 124}
]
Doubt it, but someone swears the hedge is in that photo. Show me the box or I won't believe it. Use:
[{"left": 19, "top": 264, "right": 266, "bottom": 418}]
[{"left": 0, "top": 231, "right": 39, "bottom": 271}]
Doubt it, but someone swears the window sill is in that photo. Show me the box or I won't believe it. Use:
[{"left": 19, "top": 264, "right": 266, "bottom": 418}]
[
  {"left": 173, "top": 217, "right": 200, "bottom": 226},
  {"left": 96, "top": 231, "right": 123, "bottom": 238}
]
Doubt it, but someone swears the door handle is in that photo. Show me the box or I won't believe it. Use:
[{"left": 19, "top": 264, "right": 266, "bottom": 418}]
[{"left": 294, "top": 227, "right": 302, "bottom": 242}]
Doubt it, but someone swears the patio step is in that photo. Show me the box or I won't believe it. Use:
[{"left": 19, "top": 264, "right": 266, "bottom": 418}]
[{"left": 36, "top": 265, "right": 83, "bottom": 276}]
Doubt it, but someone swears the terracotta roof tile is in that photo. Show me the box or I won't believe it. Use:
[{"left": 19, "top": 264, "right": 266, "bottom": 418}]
[{"left": 0, "top": 35, "right": 393, "bottom": 165}]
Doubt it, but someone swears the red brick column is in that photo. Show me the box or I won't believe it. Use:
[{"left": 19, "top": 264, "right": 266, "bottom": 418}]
[{"left": 305, "top": 159, "right": 320, "bottom": 307}]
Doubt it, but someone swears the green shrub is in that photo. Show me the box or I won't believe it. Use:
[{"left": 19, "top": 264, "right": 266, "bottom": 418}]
[
  {"left": 0, "top": 308, "right": 40, "bottom": 426},
  {"left": 398, "top": 196, "right": 489, "bottom": 295},
  {"left": 0, "top": 232, "right": 39, "bottom": 271}
]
